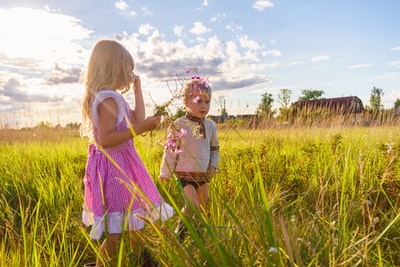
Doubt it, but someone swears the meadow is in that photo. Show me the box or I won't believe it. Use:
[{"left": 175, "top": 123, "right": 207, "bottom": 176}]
[{"left": 1, "top": 125, "right": 400, "bottom": 266}]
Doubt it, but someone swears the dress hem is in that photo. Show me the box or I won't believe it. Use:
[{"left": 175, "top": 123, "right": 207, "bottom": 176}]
[{"left": 82, "top": 201, "right": 174, "bottom": 239}]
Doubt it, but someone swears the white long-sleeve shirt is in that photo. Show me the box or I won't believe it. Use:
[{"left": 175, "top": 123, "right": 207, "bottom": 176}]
[{"left": 159, "top": 116, "right": 220, "bottom": 179}]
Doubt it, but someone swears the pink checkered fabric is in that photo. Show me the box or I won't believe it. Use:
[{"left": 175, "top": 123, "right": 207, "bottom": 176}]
[{"left": 82, "top": 90, "right": 173, "bottom": 238}]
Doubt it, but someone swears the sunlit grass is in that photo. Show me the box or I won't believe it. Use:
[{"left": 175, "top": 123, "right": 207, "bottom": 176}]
[{"left": 1, "top": 125, "right": 400, "bottom": 266}]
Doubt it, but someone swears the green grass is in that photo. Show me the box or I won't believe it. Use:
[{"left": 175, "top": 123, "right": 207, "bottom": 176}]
[{"left": 1, "top": 126, "right": 400, "bottom": 266}]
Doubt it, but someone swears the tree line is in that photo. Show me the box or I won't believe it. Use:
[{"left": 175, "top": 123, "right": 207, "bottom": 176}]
[{"left": 254, "top": 86, "right": 394, "bottom": 119}]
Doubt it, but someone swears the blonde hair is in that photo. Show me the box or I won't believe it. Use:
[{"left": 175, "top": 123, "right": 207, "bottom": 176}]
[
  {"left": 81, "top": 39, "right": 134, "bottom": 126},
  {"left": 182, "top": 77, "right": 212, "bottom": 105}
]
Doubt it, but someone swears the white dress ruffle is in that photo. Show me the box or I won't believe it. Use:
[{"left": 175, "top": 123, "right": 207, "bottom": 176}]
[{"left": 82, "top": 201, "right": 174, "bottom": 239}]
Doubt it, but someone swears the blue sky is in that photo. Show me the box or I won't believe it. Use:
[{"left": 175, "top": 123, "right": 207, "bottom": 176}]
[{"left": 0, "top": 0, "right": 399, "bottom": 127}]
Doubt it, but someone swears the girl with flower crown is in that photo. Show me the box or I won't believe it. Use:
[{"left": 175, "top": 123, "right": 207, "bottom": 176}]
[
  {"left": 80, "top": 39, "right": 174, "bottom": 266},
  {"left": 159, "top": 76, "right": 220, "bottom": 241}
]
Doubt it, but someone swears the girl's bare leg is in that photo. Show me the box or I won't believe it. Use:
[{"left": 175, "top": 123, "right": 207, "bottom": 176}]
[
  {"left": 97, "top": 233, "right": 121, "bottom": 267},
  {"left": 128, "top": 230, "right": 139, "bottom": 254},
  {"left": 128, "top": 230, "right": 149, "bottom": 265}
]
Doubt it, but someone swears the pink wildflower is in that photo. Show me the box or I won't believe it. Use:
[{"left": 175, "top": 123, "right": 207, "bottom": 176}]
[
  {"left": 176, "top": 128, "right": 187, "bottom": 138},
  {"left": 164, "top": 126, "right": 187, "bottom": 154},
  {"left": 199, "top": 76, "right": 208, "bottom": 88},
  {"left": 192, "top": 95, "right": 200, "bottom": 104}
]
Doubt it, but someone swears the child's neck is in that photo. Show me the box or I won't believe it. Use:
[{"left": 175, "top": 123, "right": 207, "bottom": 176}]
[{"left": 186, "top": 113, "right": 204, "bottom": 121}]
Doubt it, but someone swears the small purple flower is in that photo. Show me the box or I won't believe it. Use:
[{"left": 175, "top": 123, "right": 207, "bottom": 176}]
[
  {"left": 199, "top": 76, "right": 209, "bottom": 88},
  {"left": 164, "top": 126, "right": 187, "bottom": 154},
  {"left": 164, "top": 138, "right": 181, "bottom": 154},
  {"left": 176, "top": 128, "right": 187, "bottom": 138},
  {"left": 192, "top": 95, "right": 200, "bottom": 104},
  {"left": 164, "top": 137, "right": 175, "bottom": 148}
]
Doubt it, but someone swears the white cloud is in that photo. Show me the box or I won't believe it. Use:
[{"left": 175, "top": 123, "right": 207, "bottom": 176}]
[
  {"left": 195, "top": 36, "right": 207, "bottom": 43},
  {"left": 265, "top": 62, "right": 279, "bottom": 68},
  {"left": 211, "top": 12, "right": 226, "bottom": 23},
  {"left": 311, "top": 56, "right": 331, "bottom": 62},
  {"left": 138, "top": 24, "right": 157, "bottom": 35},
  {"left": 0, "top": 7, "right": 89, "bottom": 126},
  {"left": 348, "top": 64, "right": 372, "bottom": 69},
  {"left": 173, "top": 25, "right": 184, "bottom": 37},
  {"left": 262, "top": 50, "right": 281, "bottom": 57},
  {"left": 202, "top": 0, "right": 209, "bottom": 7},
  {"left": 190, "top": 22, "right": 211, "bottom": 35},
  {"left": 288, "top": 61, "right": 305, "bottom": 66},
  {"left": 376, "top": 72, "right": 400, "bottom": 84},
  {"left": 121, "top": 26, "right": 269, "bottom": 93},
  {"left": 311, "top": 55, "right": 330, "bottom": 62},
  {"left": 390, "top": 47, "right": 400, "bottom": 52},
  {"left": 141, "top": 6, "right": 153, "bottom": 16},
  {"left": 226, "top": 23, "right": 242, "bottom": 32},
  {"left": 115, "top": 1, "right": 128, "bottom": 10},
  {"left": 388, "top": 60, "right": 400, "bottom": 67},
  {"left": 0, "top": 7, "right": 91, "bottom": 62},
  {"left": 252, "top": 1, "right": 274, "bottom": 12},
  {"left": 376, "top": 72, "right": 400, "bottom": 81},
  {"left": 238, "top": 35, "right": 261, "bottom": 50}
]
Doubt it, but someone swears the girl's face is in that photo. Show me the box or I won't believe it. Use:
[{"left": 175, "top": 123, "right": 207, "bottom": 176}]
[{"left": 185, "top": 93, "right": 211, "bottom": 119}]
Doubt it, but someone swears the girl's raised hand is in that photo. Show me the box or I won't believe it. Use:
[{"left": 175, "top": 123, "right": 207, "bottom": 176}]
[{"left": 132, "top": 72, "right": 141, "bottom": 90}]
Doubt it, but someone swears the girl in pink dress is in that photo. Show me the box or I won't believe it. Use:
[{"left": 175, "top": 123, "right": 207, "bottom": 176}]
[{"left": 80, "top": 39, "right": 174, "bottom": 266}]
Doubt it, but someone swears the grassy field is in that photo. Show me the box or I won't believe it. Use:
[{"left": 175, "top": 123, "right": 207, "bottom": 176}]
[{"left": 1, "top": 125, "right": 400, "bottom": 266}]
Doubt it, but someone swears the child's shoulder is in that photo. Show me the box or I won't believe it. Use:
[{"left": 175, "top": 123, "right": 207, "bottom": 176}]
[
  {"left": 205, "top": 118, "right": 217, "bottom": 126},
  {"left": 96, "top": 89, "right": 120, "bottom": 99},
  {"left": 94, "top": 90, "right": 123, "bottom": 105}
]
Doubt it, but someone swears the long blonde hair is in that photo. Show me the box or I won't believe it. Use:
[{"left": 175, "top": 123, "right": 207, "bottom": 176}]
[{"left": 80, "top": 39, "right": 134, "bottom": 134}]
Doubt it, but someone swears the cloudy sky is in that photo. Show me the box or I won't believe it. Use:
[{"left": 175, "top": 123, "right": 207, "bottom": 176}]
[{"left": 0, "top": 0, "right": 399, "bottom": 128}]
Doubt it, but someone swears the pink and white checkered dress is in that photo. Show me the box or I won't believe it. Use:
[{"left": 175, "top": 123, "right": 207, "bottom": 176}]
[{"left": 82, "top": 90, "right": 174, "bottom": 239}]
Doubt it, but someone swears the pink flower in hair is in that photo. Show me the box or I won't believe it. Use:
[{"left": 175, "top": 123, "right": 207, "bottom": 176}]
[{"left": 192, "top": 95, "right": 200, "bottom": 104}]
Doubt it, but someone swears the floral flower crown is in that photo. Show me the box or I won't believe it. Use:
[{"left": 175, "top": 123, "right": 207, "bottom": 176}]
[
  {"left": 153, "top": 67, "right": 209, "bottom": 116},
  {"left": 184, "top": 75, "right": 211, "bottom": 102},
  {"left": 153, "top": 67, "right": 210, "bottom": 153}
]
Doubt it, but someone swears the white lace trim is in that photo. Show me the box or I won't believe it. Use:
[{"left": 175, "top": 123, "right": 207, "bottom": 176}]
[{"left": 82, "top": 202, "right": 175, "bottom": 239}]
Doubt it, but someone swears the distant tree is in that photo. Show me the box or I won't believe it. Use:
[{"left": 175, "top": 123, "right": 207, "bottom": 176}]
[
  {"left": 369, "top": 86, "right": 384, "bottom": 112},
  {"left": 394, "top": 98, "right": 400, "bottom": 115},
  {"left": 298, "top": 89, "right": 324, "bottom": 101},
  {"left": 220, "top": 106, "right": 228, "bottom": 119},
  {"left": 277, "top": 88, "right": 292, "bottom": 121},
  {"left": 174, "top": 106, "right": 186, "bottom": 120},
  {"left": 65, "top": 122, "right": 81, "bottom": 129},
  {"left": 278, "top": 88, "right": 292, "bottom": 109},
  {"left": 215, "top": 96, "right": 228, "bottom": 120},
  {"left": 35, "top": 121, "right": 53, "bottom": 128},
  {"left": 257, "top": 92, "right": 275, "bottom": 118}
]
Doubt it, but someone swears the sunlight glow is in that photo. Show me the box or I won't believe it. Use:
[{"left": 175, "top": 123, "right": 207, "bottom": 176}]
[{"left": 0, "top": 7, "right": 91, "bottom": 63}]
